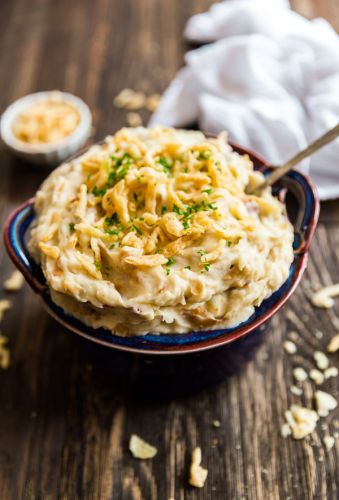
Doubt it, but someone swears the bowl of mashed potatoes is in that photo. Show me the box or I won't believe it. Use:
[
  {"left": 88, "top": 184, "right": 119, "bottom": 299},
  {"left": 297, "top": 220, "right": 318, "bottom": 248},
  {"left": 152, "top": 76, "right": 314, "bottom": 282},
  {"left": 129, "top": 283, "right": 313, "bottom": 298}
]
[{"left": 4, "top": 127, "right": 319, "bottom": 354}]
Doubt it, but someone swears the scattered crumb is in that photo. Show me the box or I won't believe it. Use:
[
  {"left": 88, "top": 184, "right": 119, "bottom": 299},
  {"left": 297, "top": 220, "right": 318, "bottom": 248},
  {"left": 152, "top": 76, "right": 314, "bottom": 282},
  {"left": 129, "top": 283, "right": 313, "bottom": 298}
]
[
  {"left": 262, "top": 468, "right": 268, "bottom": 475},
  {"left": 293, "top": 367, "right": 308, "bottom": 382},
  {"left": 212, "top": 420, "right": 221, "bottom": 428},
  {"left": 0, "top": 300, "right": 12, "bottom": 322},
  {"left": 0, "top": 335, "right": 10, "bottom": 369},
  {"left": 211, "top": 438, "right": 218, "bottom": 447},
  {"left": 235, "top": 444, "right": 241, "bottom": 450},
  {"left": 284, "top": 405, "right": 319, "bottom": 439},
  {"left": 315, "top": 330, "right": 323, "bottom": 339},
  {"left": 129, "top": 434, "right": 157, "bottom": 459},
  {"left": 288, "top": 331, "right": 299, "bottom": 342},
  {"left": 324, "top": 367, "right": 338, "bottom": 379},
  {"left": 189, "top": 447, "right": 208, "bottom": 488},
  {"left": 281, "top": 423, "right": 292, "bottom": 438},
  {"left": 3, "top": 270, "right": 24, "bottom": 292},
  {"left": 146, "top": 93, "right": 161, "bottom": 112},
  {"left": 311, "top": 284, "right": 339, "bottom": 308},
  {"left": 309, "top": 369, "right": 325, "bottom": 385},
  {"left": 290, "top": 385, "right": 303, "bottom": 396},
  {"left": 314, "top": 390, "right": 338, "bottom": 417},
  {"left": 313, "top": 351, "right": 329, "bottom": 370},
  {"left": 334, "top": 431, "right": 339, "bottom": 438},
  {"left": 114, "top": 89, "right": 146, "bottom": 110},
  {"left": 284, "top": 340, "right": 297, "bottom": 354},
  {"left": 327, "top": 334, "right": 339, "bottom": 353},
  {"left": 126, "top": 112, "right": 142, "bottom": 127},
  {"left": 323, "top": 435, "right": 335, "bottom": 451},
  {"left": 114, "top": 88, "right": 162, "bottom": 115}
]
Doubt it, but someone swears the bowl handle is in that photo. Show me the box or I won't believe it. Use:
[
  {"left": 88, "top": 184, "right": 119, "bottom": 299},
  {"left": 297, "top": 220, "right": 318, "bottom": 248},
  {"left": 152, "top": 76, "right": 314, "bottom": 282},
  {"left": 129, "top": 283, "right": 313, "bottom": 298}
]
[
  {"left": 276, "top": 172, "right": 320, "bottom": 255},
  {"left": 3, "top": 198, "right": 46, "bottom": 294}
]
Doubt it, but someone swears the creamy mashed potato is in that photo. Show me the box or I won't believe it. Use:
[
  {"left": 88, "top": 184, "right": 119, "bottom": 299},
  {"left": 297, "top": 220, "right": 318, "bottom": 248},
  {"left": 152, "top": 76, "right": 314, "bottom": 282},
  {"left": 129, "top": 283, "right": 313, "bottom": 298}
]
[{"left": 29, "top": 127, "right": 294, "bottom": 335}]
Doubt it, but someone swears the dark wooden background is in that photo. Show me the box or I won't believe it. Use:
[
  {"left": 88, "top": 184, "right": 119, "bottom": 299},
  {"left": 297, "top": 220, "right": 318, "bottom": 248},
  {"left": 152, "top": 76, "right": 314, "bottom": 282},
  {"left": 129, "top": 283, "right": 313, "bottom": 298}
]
[{"left": 0, "top": 0, "right": 338, "bottom": 498}]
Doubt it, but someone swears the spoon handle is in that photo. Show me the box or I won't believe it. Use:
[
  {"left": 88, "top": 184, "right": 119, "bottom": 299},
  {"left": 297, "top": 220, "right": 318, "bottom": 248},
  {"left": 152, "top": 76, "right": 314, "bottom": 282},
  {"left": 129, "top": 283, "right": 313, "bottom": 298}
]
[{"left": 260, "top": 123, "right": 339, "bottom": 190}]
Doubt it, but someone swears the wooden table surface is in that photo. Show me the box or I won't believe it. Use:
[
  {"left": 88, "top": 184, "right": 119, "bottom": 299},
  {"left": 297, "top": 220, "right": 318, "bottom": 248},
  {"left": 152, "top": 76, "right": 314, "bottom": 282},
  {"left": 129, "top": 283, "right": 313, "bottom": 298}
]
[{"left": 0, "top": 1, "right": 338, "bottom": 499}]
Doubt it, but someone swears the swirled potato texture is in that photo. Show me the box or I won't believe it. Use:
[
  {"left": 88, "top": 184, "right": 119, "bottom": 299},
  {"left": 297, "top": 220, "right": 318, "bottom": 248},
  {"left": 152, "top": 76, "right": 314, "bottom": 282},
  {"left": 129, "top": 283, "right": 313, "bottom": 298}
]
[{"left": 29, "top": 127, "right": 294, "bottom": 335}]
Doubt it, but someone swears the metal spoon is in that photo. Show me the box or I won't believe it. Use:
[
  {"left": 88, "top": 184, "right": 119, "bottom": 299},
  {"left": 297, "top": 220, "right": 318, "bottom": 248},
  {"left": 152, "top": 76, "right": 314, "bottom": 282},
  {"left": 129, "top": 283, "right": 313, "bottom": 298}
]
[{"left": 252, "top": 123, "right": 339, "bottom": 193}]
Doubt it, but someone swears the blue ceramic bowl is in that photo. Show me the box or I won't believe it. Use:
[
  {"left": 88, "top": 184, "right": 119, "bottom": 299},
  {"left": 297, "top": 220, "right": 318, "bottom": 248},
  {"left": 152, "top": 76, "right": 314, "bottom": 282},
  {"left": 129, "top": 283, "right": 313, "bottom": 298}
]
[{"left": 4, "top": 144, "right": 319, "bottom": 356}]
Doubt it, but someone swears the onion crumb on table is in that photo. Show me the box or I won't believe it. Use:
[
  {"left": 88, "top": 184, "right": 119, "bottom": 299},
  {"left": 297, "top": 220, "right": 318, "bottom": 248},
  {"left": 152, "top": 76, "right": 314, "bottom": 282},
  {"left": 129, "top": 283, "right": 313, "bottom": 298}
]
[
  {"left": 126, "top": 112, "right": 143, "bottom": 127},
  {"left": 323, "top": 435, "right": 335, "bottom": 451},
  {"left": 309, "top": 369, "right": 325, "bottom": 385},
  {"left": 324, "top": 366, "right": 338, "bottom": 379},
  {"left": 293, "top": 367, "right": 308, "bottom": 382},
  {"left": 0, "top": 300, "right": 12, "bottom": 322},
  {"left": 290, "top": 385, "right": 303, "bottom": 396},
  {"left": 283, "top": 340, "right": 297, "bottom": 354},
  {"left": 129, "top": 434, "right": 157, "bottom": 459},
  {"left": 327, "top": 334, "right": 339, "bottom": 353},
  {"left": 314, "top": 391, "right": 338, "bottom": 417},
  {"left": 189, "top": 447, "right": 208, "bottom": 488},
  {"left": 0, "top": 335, "right": 10, "bottom": 369},
  {"left": 311, "top": 283, "right": 339, "bottom": 308},
  {"left": 3, "top": 270, "right": 24, "bottom": 292},
  {"left": 284, "top": 405, "right": 319, "bottom": 440},
  {"left": 313, "top": 351, "right": 329, "bottom": 370},
  {"left": 113, "top": 89, "right": 161, "bottom": 112}
]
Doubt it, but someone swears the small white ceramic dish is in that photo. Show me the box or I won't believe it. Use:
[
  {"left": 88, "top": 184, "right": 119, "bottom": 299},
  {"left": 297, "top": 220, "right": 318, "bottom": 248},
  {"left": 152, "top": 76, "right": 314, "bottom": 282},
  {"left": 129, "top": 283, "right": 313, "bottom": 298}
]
[{"left": 0, "top": 91, "right": 92, "bottom": 167}]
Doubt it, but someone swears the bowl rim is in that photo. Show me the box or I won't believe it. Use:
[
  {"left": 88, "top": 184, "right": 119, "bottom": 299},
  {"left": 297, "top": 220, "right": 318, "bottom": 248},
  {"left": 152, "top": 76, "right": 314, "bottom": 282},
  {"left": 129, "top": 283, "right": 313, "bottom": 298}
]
[
  {"left": 0, "top": 90, "right": 92, "bottom": 154},
  {"left": 3, "top": 141, "right": 320, "bottom": 355}
]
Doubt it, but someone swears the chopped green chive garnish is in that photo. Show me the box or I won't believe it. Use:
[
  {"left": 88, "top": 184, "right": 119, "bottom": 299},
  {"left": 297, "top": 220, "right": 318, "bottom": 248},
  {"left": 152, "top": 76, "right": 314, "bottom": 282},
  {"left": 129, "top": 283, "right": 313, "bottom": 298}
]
[
  {"left": 131, "top": 225, "right": 143, "bottom": 235},
  {"left": 185, "top": 265, "right": 191, "bottom": 270},
  {"left": 69, "top": 223, "right": 75, "bottom": 232},
  {"left": 227, "top": 241, "right": 232, "bottom": 247},
  {"left": 161, "top": 206, "right": 168, "bottom": 215},
  {"left": 92, "top": 186, "right": 107, "bottom": 197},
  {"left": 198, "top": 150, "right": 212, "bottom": 160},
  {"left": 208, "top": 203, "right": 217, "bottom": 210},
  {"left": 198, "top": 249, "right": 206, "bottom": 256},
  {"left": 157, "top": 156, "right": 172, "bottom": 174},
  {"left": 203, "top": 263, "right": 210, "bottom": 272},
  {"left": 165, "top": 257, "right": 175, "bottom": 275},
  {"left": 202, "top": 188, "right": 212, "bottom": 195},
  {"left": 104, "top": 214, "right": 119, "bottom": 226},
  {"left": 173, "top": 205, "right": 184, "bottom": 215},
  {"left": 182, "top": 220, "right": 189, "bottom": 229}
]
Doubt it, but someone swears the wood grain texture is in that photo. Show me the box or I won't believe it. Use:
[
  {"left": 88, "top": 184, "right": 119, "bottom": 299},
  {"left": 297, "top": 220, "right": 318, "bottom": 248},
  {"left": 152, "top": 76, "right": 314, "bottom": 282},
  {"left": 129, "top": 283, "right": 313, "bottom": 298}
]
[{"left": 0, "top": 0, "right": 338, "bottom": 499}]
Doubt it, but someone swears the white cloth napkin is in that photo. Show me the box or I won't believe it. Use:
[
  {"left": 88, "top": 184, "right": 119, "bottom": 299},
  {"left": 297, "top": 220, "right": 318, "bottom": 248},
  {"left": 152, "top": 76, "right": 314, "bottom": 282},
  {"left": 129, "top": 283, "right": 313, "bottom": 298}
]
[{"left": 150, "top": 0, "right": 339, "bottom": 200}]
